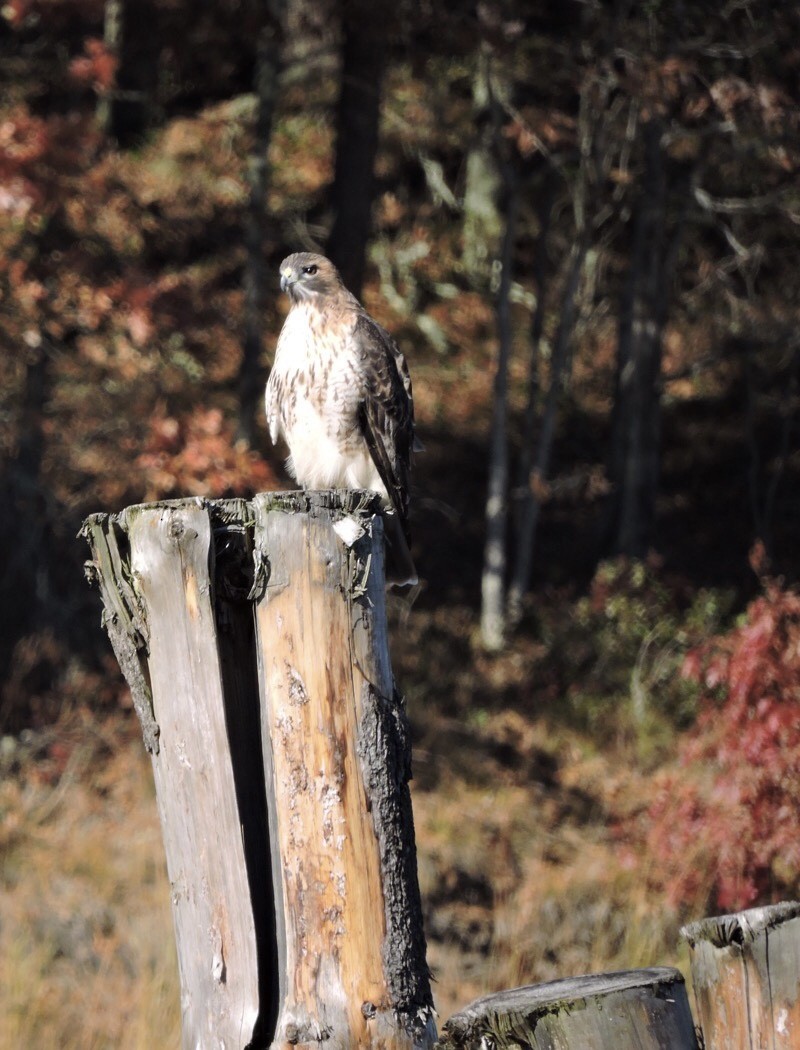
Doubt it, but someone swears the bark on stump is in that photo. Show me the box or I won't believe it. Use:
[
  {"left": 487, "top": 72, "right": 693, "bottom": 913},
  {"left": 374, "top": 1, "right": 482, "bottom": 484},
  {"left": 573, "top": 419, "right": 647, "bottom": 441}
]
[
  {"left": 682, "top": 901, "right": 800, "bottom": 1050},
  {"left": 436, "top": 968, "right": 698, "bottom": 1050},
  {"left": 81, "top": 491, "right": 435, "bottom": 1050}
]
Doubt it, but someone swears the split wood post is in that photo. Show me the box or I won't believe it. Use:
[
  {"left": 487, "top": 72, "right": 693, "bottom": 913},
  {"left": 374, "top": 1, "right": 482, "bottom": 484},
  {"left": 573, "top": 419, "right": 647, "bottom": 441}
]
[
  {"left": 436, "top": 968, "right": 699, "bottom": 1050},
  {"left": 81, "top": 491, "right": 436, "bottom": 1050},
  {"left": 682, "top": 901, "right": 800, "bottom": 1050}
]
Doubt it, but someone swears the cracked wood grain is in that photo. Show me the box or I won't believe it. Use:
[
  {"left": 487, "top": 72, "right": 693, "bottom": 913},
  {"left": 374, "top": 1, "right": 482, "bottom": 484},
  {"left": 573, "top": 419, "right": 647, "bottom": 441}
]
[
  {"left": 252, "top": 491, "right": 435, "bottom": 1050},
  {"left": 126, "top": 503, "right": 261, "bottom": 1048}
]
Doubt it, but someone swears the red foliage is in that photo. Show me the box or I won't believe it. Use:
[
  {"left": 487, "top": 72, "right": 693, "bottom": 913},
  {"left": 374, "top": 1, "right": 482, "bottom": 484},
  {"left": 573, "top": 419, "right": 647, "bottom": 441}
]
[
  {"left": 0, "top": 109, "right": 47, "bottom": 218},
  {"left": 645, "top": 560, "right": 800, "bottom": 911},
  {"left": 136, "top": 407, "right": 277, "bottom": 501},
  {"left": 0, "top": 105, "right": 101, "bottom": 234},
  {"left": 69, "top": 38, "right": 118, "bottom": 92}
]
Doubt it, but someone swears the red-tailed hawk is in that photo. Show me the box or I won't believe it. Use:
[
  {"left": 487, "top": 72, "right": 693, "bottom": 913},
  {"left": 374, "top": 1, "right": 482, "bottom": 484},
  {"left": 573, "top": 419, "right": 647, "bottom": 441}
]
[{"left": 265, "top": 252, "right": 418, "bottom": 586}]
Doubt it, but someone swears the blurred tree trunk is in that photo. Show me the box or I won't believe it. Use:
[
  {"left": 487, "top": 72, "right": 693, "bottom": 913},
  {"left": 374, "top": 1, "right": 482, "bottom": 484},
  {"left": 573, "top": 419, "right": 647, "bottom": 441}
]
[
  {"left": 98, "top": 0, "right": 159, "bottom": 146},
  {"left": 511, "top": 170, "right": 556, "bottom": 534},
  {"left": 505, "top": 171, "right": 555, "bottom": 628},
  {"left": 477, "top": 35, "right": 517, "bottom": 652},
  {"left": 506, "top": 70, "right": 612, "bottom": 627},
  {"left": 0, "top": 332, "right": 51, "bottom": 722},
  {"left": 745, "top": 340, "right": 800, "bottom": 563},
  {"left": 462, "top": 45, "right": 504, "bottom": 285},
  {"left": 507, "top": 232, "right": 588, "bottom": 628},
  {"left": 480, "top": 168, "right": 518, "bottom": 653},
  {"left": 238, "top": 2, "right": 286, "bottom": 446},
  {"left": 325, "top": 0, "right": 386, "bottom": 298},
  {"left": 607, "top": 118, "right": 668, "bottom": 557}
]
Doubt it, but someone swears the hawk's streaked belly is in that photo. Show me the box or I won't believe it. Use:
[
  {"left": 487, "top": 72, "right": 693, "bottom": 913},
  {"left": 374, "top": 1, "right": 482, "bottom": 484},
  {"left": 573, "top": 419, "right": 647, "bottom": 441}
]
[{"left": 269, "top": 303, "right": 386, "bottom": 496}]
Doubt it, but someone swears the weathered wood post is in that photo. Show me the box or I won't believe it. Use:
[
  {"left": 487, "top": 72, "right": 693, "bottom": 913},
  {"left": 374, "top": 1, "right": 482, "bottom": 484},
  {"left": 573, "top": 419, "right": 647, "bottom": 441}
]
[
  {"left": 82, "top": 491, "right": 436, "bottom": 1050},
  {"left": 682, "top": 901, "right": 800, "bottom": 1050},
  {"left": 436, "top": 968, "right": 699, "bottom": 1050}
]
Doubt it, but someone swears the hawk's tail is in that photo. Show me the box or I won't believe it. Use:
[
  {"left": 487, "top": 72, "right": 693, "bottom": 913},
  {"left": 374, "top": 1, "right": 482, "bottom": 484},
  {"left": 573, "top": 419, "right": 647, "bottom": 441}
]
[{"left": 382, "top": 510, "right": 418, "bottom": 588}]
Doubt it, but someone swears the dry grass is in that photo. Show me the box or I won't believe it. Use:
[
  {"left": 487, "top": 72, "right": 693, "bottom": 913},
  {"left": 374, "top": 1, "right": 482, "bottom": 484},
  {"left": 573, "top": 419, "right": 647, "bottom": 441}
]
[
  {"left": 413, "top": 730, "right": 691, "bottom": 1021},
  {"left": 0, "top": 717, "right": 180, "bottom": 1050},
  {"left": 0, "top": 701, "right": 695, "bottom": 1045}
]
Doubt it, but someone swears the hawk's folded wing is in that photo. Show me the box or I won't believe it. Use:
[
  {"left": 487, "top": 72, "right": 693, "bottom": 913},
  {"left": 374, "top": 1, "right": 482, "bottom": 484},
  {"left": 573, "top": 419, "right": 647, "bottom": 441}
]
[{"left": 354, "top": 314, "right": 415, "bottom": 535}]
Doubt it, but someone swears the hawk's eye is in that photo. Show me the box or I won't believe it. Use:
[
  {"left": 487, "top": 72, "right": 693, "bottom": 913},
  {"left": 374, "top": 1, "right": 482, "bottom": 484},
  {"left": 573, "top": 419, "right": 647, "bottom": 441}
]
[{"left": 302, "top": 264, "right": 318, "bottom": 276}]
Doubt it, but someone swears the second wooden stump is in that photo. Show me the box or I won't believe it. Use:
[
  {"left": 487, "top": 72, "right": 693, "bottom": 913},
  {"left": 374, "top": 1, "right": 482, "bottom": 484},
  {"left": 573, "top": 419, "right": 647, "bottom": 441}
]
[
  {"left": 437, "top": 967, "right": 698, "bottom": 1049},
  {"left": 682, "top": 901, "right": 800, "bottom": 1050}
]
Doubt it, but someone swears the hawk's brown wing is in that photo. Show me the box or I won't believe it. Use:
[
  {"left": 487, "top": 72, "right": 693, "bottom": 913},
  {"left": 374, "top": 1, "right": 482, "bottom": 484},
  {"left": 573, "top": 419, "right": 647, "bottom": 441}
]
[{"left": 354, "top": 313, "right": 414, "bottom": 534}]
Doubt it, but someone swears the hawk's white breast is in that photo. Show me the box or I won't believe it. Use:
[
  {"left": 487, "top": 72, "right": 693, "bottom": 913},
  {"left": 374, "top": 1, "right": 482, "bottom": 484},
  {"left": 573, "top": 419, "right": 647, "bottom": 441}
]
[{"left": 266, "top": 303, "right": 386, "bottom": 496}]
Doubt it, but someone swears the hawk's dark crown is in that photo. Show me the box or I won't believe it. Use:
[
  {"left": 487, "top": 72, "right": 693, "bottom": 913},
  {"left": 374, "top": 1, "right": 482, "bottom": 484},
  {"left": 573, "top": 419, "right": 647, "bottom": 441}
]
[{"left": 279, "top": 253, "right": 344, "bottom": 303}]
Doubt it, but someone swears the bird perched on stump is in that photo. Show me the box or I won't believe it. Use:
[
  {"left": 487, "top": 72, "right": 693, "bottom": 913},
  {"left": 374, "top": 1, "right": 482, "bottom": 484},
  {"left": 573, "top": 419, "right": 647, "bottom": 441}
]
[{"left": 266, "top": 252, "right": 418, "bottom": 586}]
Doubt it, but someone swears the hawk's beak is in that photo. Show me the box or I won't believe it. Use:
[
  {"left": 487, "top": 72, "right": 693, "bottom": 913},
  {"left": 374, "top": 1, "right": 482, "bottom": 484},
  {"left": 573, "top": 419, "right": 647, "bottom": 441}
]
[{"left": 280, "top": 270, "right": 295, "bottom": 293}]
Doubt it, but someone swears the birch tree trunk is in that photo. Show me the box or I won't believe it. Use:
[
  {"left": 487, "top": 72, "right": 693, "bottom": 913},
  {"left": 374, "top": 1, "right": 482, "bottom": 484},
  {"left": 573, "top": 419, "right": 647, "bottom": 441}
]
[
  {"left": 480, "top": 173, "right": 518, "bottom": 652},
  {"left": 462, "top": 44, "right": 504, "bottom": 285}
]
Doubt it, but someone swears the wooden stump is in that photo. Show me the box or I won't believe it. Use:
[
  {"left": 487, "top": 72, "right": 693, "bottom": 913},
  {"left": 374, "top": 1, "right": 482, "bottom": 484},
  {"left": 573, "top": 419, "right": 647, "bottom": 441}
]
[
  {"left": 682, "top": 901, "right": 800, "bottom": 1050},
  {"left": 82, "top": 492, "right": 435, "bottom": 1050},
  {"left": 436, "top": 968, "right": 698, "bottom": 1050},
  {"left": 83, "top": 499, "right": 268, "bottom": 1045}
]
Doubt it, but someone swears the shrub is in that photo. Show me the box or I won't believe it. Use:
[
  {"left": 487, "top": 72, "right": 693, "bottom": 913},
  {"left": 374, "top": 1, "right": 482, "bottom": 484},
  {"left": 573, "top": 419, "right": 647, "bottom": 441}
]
[
  {"left": 645, "top": 553, "right": 800, "bottom": 911},
  {"left": 543, "top": 557, "right": 732, "bottom": 748}
]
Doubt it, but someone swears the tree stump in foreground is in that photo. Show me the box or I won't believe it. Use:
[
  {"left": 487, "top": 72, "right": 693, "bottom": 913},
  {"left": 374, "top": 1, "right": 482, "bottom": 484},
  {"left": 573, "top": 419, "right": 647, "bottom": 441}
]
[
  {"left": 82, "top": 491, "right": 436, "bottom": 1050},
  {"left": 436, "top": 968, "right": 698, "bottom": 1050},
  {"left": 682, "top": 901, "right": 800, "bottom": 1050}
]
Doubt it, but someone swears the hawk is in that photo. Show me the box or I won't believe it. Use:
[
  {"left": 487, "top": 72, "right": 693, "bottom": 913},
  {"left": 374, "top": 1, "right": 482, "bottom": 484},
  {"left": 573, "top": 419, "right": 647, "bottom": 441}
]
[{"left": 265, "top": 252, "right": 418, "bottom": 586}]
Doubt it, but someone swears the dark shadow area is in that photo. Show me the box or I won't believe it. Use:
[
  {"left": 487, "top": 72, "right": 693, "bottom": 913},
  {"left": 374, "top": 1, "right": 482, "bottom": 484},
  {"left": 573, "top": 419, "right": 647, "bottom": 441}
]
[
  {"left": 659, "top": 381, "right": 800, "bottom": 590},
  {"left": 213, "top": 520, "right": 279, "bottom": 1048},
  {"left": 410, "top": 427, "right": 491, "bottom": 608},
  {"left": 413, "top": 372, "right": 800, "bottom": 618}
]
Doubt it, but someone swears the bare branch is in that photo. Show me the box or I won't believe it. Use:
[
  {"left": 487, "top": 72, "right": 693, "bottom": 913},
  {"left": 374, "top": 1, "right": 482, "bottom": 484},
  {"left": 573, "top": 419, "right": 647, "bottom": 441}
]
[{"left": 694, "top": 185, "right": 800, "bottom": 222}]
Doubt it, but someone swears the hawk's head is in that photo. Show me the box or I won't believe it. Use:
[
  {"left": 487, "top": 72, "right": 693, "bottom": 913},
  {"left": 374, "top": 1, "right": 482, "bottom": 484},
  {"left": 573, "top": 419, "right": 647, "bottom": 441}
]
[{"left": 279, "top": 253, "right": 343, "bottom": 304}]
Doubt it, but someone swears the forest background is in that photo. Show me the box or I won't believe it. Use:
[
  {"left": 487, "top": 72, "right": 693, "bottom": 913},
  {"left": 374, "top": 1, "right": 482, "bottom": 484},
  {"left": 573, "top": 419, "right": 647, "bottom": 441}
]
[{"left": 1, "top": 0, "right": 800, "bottom": 1046}]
